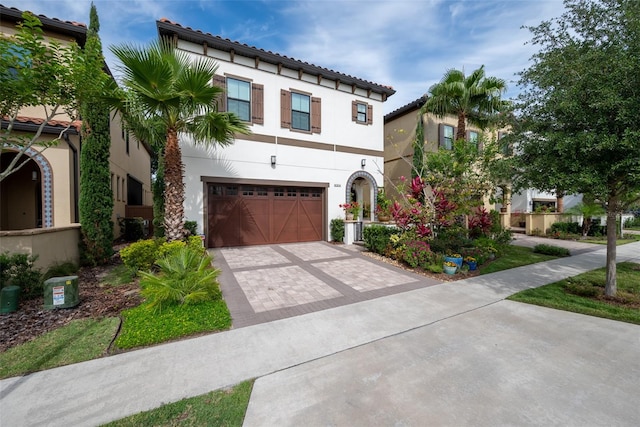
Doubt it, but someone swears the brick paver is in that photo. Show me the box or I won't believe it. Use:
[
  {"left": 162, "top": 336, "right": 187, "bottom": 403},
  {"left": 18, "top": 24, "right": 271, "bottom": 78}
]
[{"left": 212, "top": 242, "right": 443, "bottom": 327}]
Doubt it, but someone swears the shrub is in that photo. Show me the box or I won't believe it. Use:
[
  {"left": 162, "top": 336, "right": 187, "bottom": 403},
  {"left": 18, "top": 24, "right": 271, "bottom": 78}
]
[
  {"left": 430, "top": 228, "right": 473, "bottom": 254},
  {"left": 0, "top": 252, "right": 42, "bottom": 299},
  {"left": 184, "top": 220, "right": 198, "bottom": 237},
  {"left": 363, "top": 224, "right": 399, "bottom": 255},
  {"left": 120, "top": 239, "right": 161, "bottom": 272},
  {"left": 330, "top": 218, "right": 345, "bottom": 242},
  {"left": 139, "top": 247, "right": 222, "bottom": 313},
  {"left": 565, "top": 279, "right": 600, "bottom": 297},
  {"left": 533, "top": 244, "right": 570, "bottom": 257},
  {"left": 121, "top": 217, "right": 145, "bottom": 242},
  {"left": 550, "top": 222, "right": 581, "bottom": 235},
  {"left": 402, "top": 240, "right": 432, "bottom": 269},
  {"left": 426, "top": 264, "right": 443, "bottom": 274}
]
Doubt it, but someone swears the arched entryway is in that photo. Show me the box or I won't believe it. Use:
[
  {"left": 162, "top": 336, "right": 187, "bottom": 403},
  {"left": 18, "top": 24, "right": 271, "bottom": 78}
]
[
  {"left": 0, "top": 147, "right": 53, "bottom": 230},
  {"left": 345, "top": 170, "right": 378, "bottom": 221}
]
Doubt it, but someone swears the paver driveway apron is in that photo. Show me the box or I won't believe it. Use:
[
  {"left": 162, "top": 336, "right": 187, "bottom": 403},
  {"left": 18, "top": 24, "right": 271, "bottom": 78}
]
[{"left": 213, "top": 242, "right": 443, "bottom": 327}]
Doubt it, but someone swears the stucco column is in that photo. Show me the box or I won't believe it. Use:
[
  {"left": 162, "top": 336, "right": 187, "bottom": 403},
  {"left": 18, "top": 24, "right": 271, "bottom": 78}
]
[{"left": 500, "top": 186, "right": 512, "bottom": 229}]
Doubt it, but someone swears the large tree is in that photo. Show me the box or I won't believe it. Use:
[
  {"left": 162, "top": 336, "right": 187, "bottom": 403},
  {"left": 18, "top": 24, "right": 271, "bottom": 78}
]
[
  {"left": 512, "top": 0, "right": 640, "bottom": 296},
  {"left": 108, "top": 39, "right": 250, "bottom": 241},
  {"left": 421, "top": 65, "right": 508, "bottom": 141},
  {"left": 77, "top": 3, "right": 114, "bottom": 265},
  {"left": 0, "top": 12, "right": 79, "bottom": 181}
]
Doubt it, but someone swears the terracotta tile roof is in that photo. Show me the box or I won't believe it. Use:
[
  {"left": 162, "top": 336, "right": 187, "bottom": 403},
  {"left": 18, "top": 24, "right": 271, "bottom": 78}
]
[
  {"left": 0, "top": 5, "right": 87, "bottom": 28},
  {"left": 3, "top": 115, "right": 82, "bottom": 133},
  {"left": 157, "top": 18, "right": 395, "bottom": 98},
  {"left": 0, "top": 5, "right": 87, "bottom": 46},
  {"left": 384, "top": 95, "right": 428, "bottom": 123}
]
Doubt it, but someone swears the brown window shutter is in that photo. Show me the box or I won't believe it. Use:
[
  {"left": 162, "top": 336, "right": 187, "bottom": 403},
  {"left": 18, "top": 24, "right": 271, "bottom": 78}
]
[
  {"left": 352, "top": 101, "right": 358, "bottom": 122},
  {"left": 311, "top": 97, "right": 321, "bottom": 133},
  {"left": 281, "top": 89, "right": 291, "bottom": 128},
  {"left": 438, "top": 123, "right": 445, "bottom": 148},
  {"left": 251, "top": 83, "right": 264, "bottom": 125},
  {"left": 212, "top": 74, "right": 227, "bottom": 112},
  {"left": 367, "top": 104, "right": 373, "bottom": 125}
]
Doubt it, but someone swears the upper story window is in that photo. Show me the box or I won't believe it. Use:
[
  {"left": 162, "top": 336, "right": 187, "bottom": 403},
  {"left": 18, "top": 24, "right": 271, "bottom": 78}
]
[
  {"left": 1, "top": 44, "right": 30, "bottom": 79},
  {"left": 498, "top": 131, "right": 512, "bottom": 156},
  {"left": 439, "top": 124, "right": 454, "bottom": 150},
  {"left": 227, "top": 78, "right": 251, "bottom": 122},
  {"left": 281, "top": 89, "right": 321, "bottom": 134},
  {"left": 212, "top": 75, "right": 264, "bottom": 125},
  {"left": 291, "top": 92, "right": 310, "bottom": 131},
  {"left": 352, "top": 101, "right": 373, "bottom": 125}
]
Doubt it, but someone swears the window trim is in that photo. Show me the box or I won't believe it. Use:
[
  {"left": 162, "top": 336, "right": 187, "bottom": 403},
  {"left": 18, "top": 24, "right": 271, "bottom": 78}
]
[{"left": 226, "top": 77, "right": 251, "bottom": 122}]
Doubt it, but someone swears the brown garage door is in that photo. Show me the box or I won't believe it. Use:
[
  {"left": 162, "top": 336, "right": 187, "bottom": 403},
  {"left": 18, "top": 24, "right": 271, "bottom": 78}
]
[{"left": 207, "top": 184, "right": 324, "bottom": 247}]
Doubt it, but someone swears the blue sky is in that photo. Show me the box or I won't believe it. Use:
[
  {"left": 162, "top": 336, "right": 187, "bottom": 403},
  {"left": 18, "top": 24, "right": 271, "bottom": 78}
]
[{"left": 8, "top": 0, "right": 567, "bottom": 113}]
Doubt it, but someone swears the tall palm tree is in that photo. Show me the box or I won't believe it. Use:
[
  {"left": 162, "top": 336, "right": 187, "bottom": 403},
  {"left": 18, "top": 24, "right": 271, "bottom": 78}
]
[
  {"left": 422, "top": 65, "right": 508, "bottom": 141},
  {"left": 109, "top": 39, "right": 250, "bottom": 241}
]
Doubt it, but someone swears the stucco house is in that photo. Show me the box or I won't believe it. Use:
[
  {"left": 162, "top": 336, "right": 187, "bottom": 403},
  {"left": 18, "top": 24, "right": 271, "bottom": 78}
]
[
  {"left": 0, "top": 6, "right": 152, "bottom": 268},
  {"left": 156, "top": 18, "right": 395, "bottom": 248}
]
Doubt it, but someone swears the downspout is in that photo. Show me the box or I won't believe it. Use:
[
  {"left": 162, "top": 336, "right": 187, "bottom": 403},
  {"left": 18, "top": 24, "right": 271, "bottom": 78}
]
[{"left": 64, "top": 132, "right": 80, "bottom": 223}]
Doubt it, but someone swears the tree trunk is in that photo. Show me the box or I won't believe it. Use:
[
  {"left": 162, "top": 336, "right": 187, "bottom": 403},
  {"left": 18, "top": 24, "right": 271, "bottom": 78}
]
[
  {"left": 605, "top": 206, "right": 617, "bottom": 296},
  {"left": 163, "top": 128, "right": 185, "bottom": 242},
  {"left": 456, "top": 112, "right": 466, "bottom": 141}
]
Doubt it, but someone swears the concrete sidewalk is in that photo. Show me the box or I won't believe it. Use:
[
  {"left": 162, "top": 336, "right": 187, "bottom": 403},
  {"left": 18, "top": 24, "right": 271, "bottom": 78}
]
[
  {"left": 1, "top": 243, "right": 639, "bottom": 426},
  {"left": 511, "top": 233, "right": 602, "bottom": 255}
]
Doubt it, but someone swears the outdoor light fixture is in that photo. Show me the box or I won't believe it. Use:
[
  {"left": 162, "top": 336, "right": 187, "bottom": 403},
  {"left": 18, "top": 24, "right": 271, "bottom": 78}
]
[
  {"left": 361, "top": 158, "right": 366, "bottom": 168},
  {"left": 271, "top": 155, "right": 276, "bottom": 166},
  {"left": 32, "top": 170, "right": 37, "bottom": 181}
]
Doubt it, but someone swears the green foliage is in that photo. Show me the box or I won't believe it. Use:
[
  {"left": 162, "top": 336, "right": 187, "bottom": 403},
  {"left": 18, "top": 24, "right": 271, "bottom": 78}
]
[
  {"left": 330, "top": 218, "right": 345, "bottom": 242},
  {"left": 363, "top": 224, "right": 398, "bottom": 254},
  {"left": 0, "top": 251, "right": 42, "bottom": 298},
  {"left": 624, "top": 216, "right": 640, "bottom": 228},
  {"left": 421, "top": 65, "right": 509, "bottom": 140},
  {"left": 120, "top": 239, "right": 160, "bottom": 272},
  {"left": 115, "top": 299, "right": 231, "bottom": 349},
  {"left": 152, "top": 156, "right": 166, "bottom": 238},
  {"left": 121, "top": 217, "right": 144, "bottom": 242},
  {"left": 401, "top": 240, "right": 433, "bottom": 269},
  {"left": 0, "top": 12, "right": 80, "bottom": 181},
  {"left": 108, "top": 38, "right": 251, "bottom": 241},
  {"left": 139, "top": 246, "right": 221, "bottom": 313},
  {"left": 550, "top": 222, "right": 581, "bottom": 235},
  {"left": 412, "top": 113, "right": 425, "bottom": 178},
  {"left": 429, "top": 228, "right": 473, "bottom": 255},
  {"left": 184, "top": 220, "right": 197, "bottom": 236},
  {"left": 533, "top": 244, "right": 570, "bottom": 257},
  {"left": 78, "top": 5, "right": 114, "bottom": 266}
]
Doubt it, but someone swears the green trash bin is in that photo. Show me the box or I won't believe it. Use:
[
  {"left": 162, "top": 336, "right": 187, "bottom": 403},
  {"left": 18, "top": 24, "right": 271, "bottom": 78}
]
[
  {"left": 44, "top": 276, "right": 79, "bottom": 309},
  {"left": 0, "top": 286, "right": 20, "bottom": 314}
]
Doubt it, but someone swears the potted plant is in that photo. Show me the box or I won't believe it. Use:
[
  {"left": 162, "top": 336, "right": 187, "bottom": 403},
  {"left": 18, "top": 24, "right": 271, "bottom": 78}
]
[
  {"left": 444, "top": 253, "right": 463, "bottom": 268},
  {"left": 376, "top": 190, "right": 392, "bottom": 222},
  {"left": 443, "top": 261, "right": 457, "bottom": 275},
  {"left": 464, "top": 256, "right": 477, "bottom": 271},
  {"left": 339, "top": 202, "right": 360, "bottom": 221}
]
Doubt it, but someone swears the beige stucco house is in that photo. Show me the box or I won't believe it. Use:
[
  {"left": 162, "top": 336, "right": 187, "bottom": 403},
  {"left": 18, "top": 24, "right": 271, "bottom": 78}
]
[{"left": 0, "top": 6, "right": 152, "bottom": 268}]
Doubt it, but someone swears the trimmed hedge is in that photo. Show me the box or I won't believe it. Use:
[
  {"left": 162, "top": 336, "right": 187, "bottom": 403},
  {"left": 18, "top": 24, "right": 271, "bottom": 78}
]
[
  {"left": 363, "top": 224, "right": 399, "bottom": 255},
  {"left": 533, "top": 244, "right": 570, "bottom": 257}
]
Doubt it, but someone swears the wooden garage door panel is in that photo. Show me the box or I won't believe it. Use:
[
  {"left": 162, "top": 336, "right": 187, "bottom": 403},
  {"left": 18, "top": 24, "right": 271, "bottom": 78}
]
[{"left": 207, "top": 184, "right": 323, "bottom": 247}]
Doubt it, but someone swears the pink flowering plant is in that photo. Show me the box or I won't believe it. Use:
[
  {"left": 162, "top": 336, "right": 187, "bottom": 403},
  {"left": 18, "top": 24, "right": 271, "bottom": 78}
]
[{"left": 339, "top": 201, "right": 360, "bottom": 218}]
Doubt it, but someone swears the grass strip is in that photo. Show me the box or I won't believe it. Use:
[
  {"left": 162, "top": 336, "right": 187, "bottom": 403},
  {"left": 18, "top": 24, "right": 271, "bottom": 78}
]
[
  {"left": 115, "top": 300, "right": 231, "bottom": 350},
  {"left": 102, "top": 380, "right": 254, "bottom": 427},
  {"left": 508, "top": 262, "right": 640, "bottom": 324},
  {"left": 480, "top": 245, "right": 559, "bottom": 275},
  {"left": 0, "top": 317, "right": 119, "bottom": 379}
]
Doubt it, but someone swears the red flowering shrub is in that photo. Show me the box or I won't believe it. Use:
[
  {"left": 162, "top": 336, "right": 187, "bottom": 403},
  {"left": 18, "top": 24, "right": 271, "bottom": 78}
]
[{"left": 468, "top": 207, "right": 493, "bottom": 238}]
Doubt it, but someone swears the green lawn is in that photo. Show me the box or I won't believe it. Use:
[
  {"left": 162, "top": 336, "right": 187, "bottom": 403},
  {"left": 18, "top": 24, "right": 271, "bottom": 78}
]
[
  {"left": 508, "top": 262, "right": 640, "bottom": 324},
  {"left": 102, "top": 380, "right": 254, "bottom": 427},
  {"left": 0, "top": 318, "right": 119, "bottom": 379},
  {"left": 580, "top": 235, "right": 640, "bottom": 245},
  {"left": 480, "top": 245, "right": 560, "bottom": 275}
]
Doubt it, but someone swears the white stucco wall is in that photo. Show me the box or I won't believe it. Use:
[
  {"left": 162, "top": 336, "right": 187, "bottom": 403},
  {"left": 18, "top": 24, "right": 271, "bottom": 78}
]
[{"left": 177, "top": 40, "right": 389, "bottom": 239}]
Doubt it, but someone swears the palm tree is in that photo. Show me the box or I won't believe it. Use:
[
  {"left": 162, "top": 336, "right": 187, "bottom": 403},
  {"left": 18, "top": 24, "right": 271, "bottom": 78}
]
[
  {"left": 109, "top": 39, "right": 250, "bottom": 241},
  {"left": 422, "top": 65, "right": 508, "bottom": 141}
]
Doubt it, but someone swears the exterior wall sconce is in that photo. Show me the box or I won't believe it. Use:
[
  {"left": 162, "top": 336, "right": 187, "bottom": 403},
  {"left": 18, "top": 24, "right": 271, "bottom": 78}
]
[
  {"left": 32, "top": 170, "right": 37, "bottom": 181},
  {"left": 271, "top": 155, "right": 276, "bottom": 166},
  {"left": 361, "top": 159, "right": 366, "bottom": 168}
]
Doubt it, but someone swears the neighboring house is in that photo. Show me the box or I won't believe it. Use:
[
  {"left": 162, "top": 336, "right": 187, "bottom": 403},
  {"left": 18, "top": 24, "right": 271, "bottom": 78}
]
[
  {"left": 383, "top": 96, "right": 497, "bottom": 201},
  {"left": 157, "top": 19, "right": 395, "bottom": 248},
  {"left": 0, "top": 6, "right": 152, "bottom": 267}
]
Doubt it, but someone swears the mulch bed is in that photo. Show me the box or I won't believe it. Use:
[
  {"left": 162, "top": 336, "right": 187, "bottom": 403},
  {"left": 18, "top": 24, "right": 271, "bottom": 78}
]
[{"left": 0, "top": 257, "right": 141, "bottom": 353}]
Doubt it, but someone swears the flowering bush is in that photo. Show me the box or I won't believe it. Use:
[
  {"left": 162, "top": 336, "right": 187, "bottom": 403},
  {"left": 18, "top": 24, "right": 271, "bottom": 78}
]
[
  {"left": 469, "top": 207, "right": 493, "bottom": 238},
  {"left": 402, "top": 240, "right": 432, "bottom": 269},
  {"left": 339, "top": 202, "right": 360, "bottom": 218}
]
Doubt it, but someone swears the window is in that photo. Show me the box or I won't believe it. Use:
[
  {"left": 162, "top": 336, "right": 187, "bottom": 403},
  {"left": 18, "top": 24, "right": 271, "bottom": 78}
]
[
  {"left": 468, "top": 131, "right": 479, "bottom": 150},
  {"left": 281, "top": 89, "right": 321, "bottom": 133},
  {"left": 227, "top": 78, "right": 251, "bottom": 121},
  {"left": 498, "top": 131, "right": 512, "bottom": 156},
  {"left": 212, "top": 75, "right": 264, "bottom": 124},
  {"left": 291, "top": 92, "right": 310, "bottom": 131},
  {"left": 242, "top": 186, "right": 254, "bottom": 196},
  {"left": 2, "top": 44, "right": 30, "bottom": 79},
  {"left": 352, "top": 101, "right": 373, "bottom": 125},
  {"left": 439, "top": 124, "right": 454, "bottom": 150}
]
